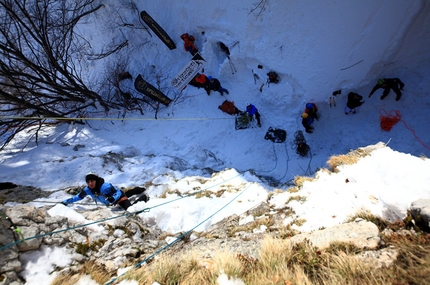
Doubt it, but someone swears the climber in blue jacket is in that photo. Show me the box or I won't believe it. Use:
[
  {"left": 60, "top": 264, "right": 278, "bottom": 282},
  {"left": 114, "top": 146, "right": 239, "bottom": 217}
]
[
  {"left": 245, "top": 103, "right": 261, "bottom": 127},
  {"left": 62, "top": 172, "right": 148, "bottom": 210}
]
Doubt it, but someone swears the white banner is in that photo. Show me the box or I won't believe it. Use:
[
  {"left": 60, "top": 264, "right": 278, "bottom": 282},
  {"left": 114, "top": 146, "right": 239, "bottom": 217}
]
[{"left": 170, "top": 53, "right": 205, "bottom": 90}]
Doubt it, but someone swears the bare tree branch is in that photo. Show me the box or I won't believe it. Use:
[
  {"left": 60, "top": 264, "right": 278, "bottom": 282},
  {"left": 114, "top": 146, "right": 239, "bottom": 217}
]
[{"left": 0, "top": 0, "right": 128, "bottom": 150}]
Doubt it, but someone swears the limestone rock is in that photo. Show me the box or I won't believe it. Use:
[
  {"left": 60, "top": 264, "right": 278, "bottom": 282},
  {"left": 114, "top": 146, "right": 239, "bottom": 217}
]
[
  {"left": 289, "top": 218, "right": 380, "bottom": 250},
  {"left": 410, "top": 199, "right": 430, "bottom": 231}
]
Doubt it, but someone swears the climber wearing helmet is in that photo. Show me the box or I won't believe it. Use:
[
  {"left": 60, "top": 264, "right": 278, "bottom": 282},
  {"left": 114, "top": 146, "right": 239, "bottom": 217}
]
[
  {"left": 368, "top": 78, "right": 405, "bottom": 101},
  {"left": 301, "top": 112, "right": 314, "bottom": 134},
  {"left": 304, "top": 102, "right": 319, "bottom": 120},
  {"left": 61, "top": 172, "right": 149, "bottom": 210},
  {"left": 245, "top": 103, "right": 261, "bottom": 127}
]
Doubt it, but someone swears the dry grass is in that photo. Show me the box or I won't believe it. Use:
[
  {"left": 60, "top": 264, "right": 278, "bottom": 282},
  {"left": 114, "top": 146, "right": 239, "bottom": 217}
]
[
  {"left": 346, "top": 210, "right": 389, "bottom": 231},
  {"left": 293, "top": 176, "right": 315, "bottom": 187},
  {"left": 52, "top": 230, "right": 430, "bottom": 285},
  {"left": 52, "top": 261, "right": 113, "bottom": 285},
  {"left": 327, "top": 154, "right": 360, "bottom": 172},
  {"left": 384, "top": 233, "right": 430, "bottom": 285},
  {"left": 51, "top": 274, "right": 82, "bottom": 285},
  {"left": 227, "top": 216, "right": 275, "bottom": 237},
  {"left": 326, "top": 147, "right": 373, "bottom": 173}
]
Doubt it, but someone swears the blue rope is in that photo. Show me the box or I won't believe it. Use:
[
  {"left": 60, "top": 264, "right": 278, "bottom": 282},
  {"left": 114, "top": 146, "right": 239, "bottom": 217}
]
[
  {"left": 0, "top": 172, "right": 243, "bottom": 251},
  {"left": 0, "top": 208, "right": 149, "bottom": 251},
  {"left": 274, "top": 142, "right": 290, "bottom": 181},
  {"left": 105, "top": 184, "right": 252, "bottom": 285}
]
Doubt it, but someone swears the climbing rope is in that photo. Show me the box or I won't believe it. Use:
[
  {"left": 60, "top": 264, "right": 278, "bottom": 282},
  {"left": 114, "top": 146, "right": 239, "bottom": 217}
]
[
  {"left": 291, "top": 130, "right": 311, "bottom": 157},
  {"left": 379, "top": 109, "right": 430, "bottom": 151},
  {"left": 273, "top": 142, "right": 290, "bottom": 181},
  {"left": 105, "top": 184, "right": 252, "bottom": 285},
  {"left": 379, "top": 109, "right": 401, "bottom": 131},
  {"left": 290, "top": 130, "right": 313, "bottom": 177},
  {"left": 0, "top": 115, "right": 231, "bottom": 122},
  {"left": 0, "top": 172, "right": 244, "bottom": 252},
  {"left": 251, "top": 130, "right": 315, "bottom": 184},
  {"left": 0, "top": 209, "right": 148, "bottom": 251}
]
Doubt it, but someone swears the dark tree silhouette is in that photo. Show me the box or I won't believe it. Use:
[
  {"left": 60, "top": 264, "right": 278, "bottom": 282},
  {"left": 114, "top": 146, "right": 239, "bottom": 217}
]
[{"left": 0, "top": 0, "right": 123, "bottom": 150}]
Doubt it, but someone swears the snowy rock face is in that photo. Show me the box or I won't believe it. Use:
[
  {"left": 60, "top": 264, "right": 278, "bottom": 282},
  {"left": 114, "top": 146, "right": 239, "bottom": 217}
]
[
  {"left": 0, "top": 204, "right": 165, "bottom": 284},
  {"left": 1, "top": 199, "right": 428, "bottom": 284},
  {"left": 136, "top": 1, "right": 428, "bottom": 102}
]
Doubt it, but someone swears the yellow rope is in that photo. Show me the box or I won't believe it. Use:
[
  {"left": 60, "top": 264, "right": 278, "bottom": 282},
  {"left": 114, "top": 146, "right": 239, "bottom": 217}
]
[{"left": 0, "top": 116, "right": 231, "bottom": 121}]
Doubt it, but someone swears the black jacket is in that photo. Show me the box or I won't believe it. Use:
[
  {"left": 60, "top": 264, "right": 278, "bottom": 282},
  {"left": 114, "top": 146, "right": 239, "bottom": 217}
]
[
  {"left": 209, "top": 78, "right": 221, "bottom": 90},
  {"left": 347, "top": 92, "right": 364, "bottom": 109},
  {"left": 369, "top": 78, "right": 404, "bottom": 96}
]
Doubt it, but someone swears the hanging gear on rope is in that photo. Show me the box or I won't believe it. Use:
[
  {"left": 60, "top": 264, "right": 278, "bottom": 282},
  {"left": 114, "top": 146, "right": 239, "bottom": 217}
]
[
  {"left": 291, "top": 130, "right": 311, "bottom": 157},
  {"left": 379, "top": 109, "right": 401, "bottom": 131},
  {"left": 0, "top": 209, "right": 25, "bottom": 242}
]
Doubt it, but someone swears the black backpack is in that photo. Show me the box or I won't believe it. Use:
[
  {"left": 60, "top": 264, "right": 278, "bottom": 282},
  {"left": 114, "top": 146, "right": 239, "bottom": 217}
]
[
  {"left": 267, "top": 71, "right": 279, "bottom": 83},
  {"left": 264, "top": 127, "right": 286, "bottom": 143}
]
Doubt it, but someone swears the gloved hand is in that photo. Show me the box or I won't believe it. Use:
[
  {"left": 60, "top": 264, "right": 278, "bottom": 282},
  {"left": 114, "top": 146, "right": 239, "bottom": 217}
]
[
  {"left": 61, "top": 201, "right": 68, "bottom": 206},
  {"left": 107, "top": 196, "right": 115, "bottom": 203}
]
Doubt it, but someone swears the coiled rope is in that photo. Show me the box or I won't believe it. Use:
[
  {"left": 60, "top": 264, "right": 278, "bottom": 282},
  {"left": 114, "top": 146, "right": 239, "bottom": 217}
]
[
  {"left": 379, "top": 109, "right": 401, "bottom": 131},
  {"left": 379, "top": 108, "right": 430, "bottom": 150}
]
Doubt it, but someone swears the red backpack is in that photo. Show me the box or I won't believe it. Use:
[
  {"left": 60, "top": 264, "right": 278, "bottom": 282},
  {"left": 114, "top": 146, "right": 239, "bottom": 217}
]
[{"left": 180, "top": 33, "right": 195, "bottom": 42}]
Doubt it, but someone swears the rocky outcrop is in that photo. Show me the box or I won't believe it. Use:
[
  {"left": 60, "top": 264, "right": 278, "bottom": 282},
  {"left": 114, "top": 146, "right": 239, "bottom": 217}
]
[
  {"left": 1, "top": 197, "right": 429, "bottom": 284},
  {"left": 0, "top": 204, "right": 166, "bottom": 285},
  {"left": 0, "top": 185, "right": 52, "bottom": 205},
  {"left": 289, "top": 218, "right": 380, "bottom": 249},
  {"left": 410, "top": 199, "right": 430, "bottom": 231},
  {"left": 0, "top": 209, "right": 22, "bottom": 285}
]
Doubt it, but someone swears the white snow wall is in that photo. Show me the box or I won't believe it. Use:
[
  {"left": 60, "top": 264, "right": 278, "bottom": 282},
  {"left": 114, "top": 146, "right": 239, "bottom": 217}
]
[{"left": 133, "top": 0, "right": 426, "bottom": 102}]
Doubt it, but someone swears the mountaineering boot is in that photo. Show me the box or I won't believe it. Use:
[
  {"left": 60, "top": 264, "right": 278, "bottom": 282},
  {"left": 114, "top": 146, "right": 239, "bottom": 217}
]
[
  {"left": 380, "top": 94, "right": 387, "bottom": 100},
  {"left": 396, "top": 94, "right": 401, "bottom": 101},
  {"left": 132, "top": 193, "right": 150, "bottom": 205},
  {"left": 134, "top": 186, "right": 146, "bottom": 193}
]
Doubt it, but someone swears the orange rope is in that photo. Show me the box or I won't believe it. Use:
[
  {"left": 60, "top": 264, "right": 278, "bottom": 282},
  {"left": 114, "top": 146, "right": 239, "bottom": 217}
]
[
  {"left": 379, "top": 109, "right": 401, "bottom": 131},
  {"left": 379, "top": 108, "right": 430, "bottom": 151}
]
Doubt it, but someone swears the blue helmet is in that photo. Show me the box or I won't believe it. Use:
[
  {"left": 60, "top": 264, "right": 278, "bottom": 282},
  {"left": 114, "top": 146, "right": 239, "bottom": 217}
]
[
  {"left": 306, "top": 103, "right": 314, "bottom": 109},
  {"left": 208, "top": 76, "right": 213, "bottom": 80}
]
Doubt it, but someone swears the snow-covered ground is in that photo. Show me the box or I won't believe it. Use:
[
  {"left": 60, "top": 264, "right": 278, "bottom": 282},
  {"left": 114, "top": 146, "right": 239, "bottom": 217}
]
[{"left": 1, "top": 1, "right": 430, "bottom": 284}]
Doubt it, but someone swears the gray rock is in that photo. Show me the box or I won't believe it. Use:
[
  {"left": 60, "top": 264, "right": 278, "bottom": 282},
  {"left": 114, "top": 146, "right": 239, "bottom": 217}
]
[
  {"left": 16, "top": 225, "right": 42, "bottom": 252},
  {"left": 5, "top": 205, "right": 46, "bottom": 225},
  {"left": 0, "top": 271, "right": 24, "bottom": 285},
  {"left": 289, "top": 218, "right": 380, "bottom": 250},
  {"left": 410, "top": 199, "right": 430, "bottom": 230},
  {"left": 354, "top": 246, "right": 398, "bottom": 268}
]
